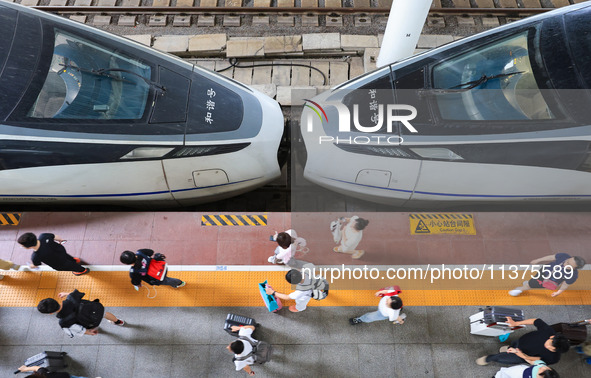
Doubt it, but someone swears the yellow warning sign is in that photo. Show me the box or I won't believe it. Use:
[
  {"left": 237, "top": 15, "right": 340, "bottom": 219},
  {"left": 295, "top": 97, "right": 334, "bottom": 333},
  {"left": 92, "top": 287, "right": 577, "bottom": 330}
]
[
  {"left": 409, "top": 213, "right": 475, "bottom": 235},
  {"left": 0, "top": 213, "right": 21, "bottom": 226}
]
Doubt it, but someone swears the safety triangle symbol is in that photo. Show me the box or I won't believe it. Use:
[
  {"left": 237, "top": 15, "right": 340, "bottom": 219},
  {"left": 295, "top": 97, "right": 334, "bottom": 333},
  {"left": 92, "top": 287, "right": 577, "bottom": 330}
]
[{"left": 415, "top": 220, "right": 430, "bottom": 234}]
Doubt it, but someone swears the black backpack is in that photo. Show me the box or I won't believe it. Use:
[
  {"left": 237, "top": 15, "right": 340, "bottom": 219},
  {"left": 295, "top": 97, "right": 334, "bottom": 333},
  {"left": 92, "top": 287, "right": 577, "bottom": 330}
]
[
  {"left": 234, "top": 337, "right": 272, "bottom": 365},
  {"left": 76, "top": 299, "right": 105, "bottom": 329}
]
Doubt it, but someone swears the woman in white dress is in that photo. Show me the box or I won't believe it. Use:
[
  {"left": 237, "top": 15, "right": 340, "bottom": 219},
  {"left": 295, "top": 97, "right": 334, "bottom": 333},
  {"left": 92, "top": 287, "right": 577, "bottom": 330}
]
[{"left": 333, "top": 216, "right": 369, "bottom": 259}]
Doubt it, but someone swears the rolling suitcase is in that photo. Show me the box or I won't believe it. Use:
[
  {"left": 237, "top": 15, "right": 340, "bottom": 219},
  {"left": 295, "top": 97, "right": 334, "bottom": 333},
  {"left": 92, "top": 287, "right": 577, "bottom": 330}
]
[
  {"left": 483, "top": 306, "right": 525, "bottom": 324},
  {"left": 224, "top": 313, "right": 257, "bottom": 336},
  {"left": 470, "top": 307, "right": 526, "bottom": 337},
  {"left": 551, "top": 320, "right": 589, "bottom": 346},
  {"left": 15, "top": 351, "right": 67, "bottom": 374}
]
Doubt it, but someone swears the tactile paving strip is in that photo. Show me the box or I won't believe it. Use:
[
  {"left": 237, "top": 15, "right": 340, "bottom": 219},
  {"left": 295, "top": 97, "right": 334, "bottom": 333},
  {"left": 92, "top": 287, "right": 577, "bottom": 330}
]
[{"left": 1, "top": 270, "right": 589, "bottom": 307}]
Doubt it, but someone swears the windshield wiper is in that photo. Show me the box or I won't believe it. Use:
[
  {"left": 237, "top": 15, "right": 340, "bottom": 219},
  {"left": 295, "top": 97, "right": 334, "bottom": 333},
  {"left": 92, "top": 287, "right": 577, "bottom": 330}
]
[
  {"left": 427, "top": 71, "right": 525, "bottom": 94},
  {"left": 59, "top": 64, "right": 166, "bottom": 95}
]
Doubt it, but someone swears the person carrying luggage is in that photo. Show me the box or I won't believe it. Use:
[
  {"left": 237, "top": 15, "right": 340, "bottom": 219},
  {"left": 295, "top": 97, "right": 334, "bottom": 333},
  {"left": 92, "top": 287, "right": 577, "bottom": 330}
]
[
  {"left": 120, "top": 249, "right": 185, "bottom": 290},
  {"left": 227, "top": 324, "right": 271, "bottom": 376},
  {"left": 17, "top": 365, "right": 95, "bottom": 378},
  {"left": 37, "top": 290, "right": 124, "bottom": 338},
  {"left": 265, "top": 263, "right": 328, "bottom": 313},
  {"left": 476, "top": 318, "right": 570, "bottom": 366}
]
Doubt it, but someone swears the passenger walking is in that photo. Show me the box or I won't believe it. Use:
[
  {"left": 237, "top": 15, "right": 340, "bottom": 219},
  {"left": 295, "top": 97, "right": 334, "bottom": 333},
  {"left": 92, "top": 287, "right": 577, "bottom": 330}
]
[
  {"left": 332, "top": 216, "right": 369, "bottom": 259},
  {"left": 491, "top": 357, "right": 560, "bottom": 378},
  {"left": 37, "top": 289, "right": 124, "bottom": 337},
  {"left": 349, "top": 287, "right": 406, "bottom": 325},
  {"left": 265, "top": 265, "right": 328, "bottom": 313},
  {"left": 120, "top": 249, "right": 185, "bottom": 289},
  {"left": 227, "top": 325, "right": 258, "bottom": 376},
  {"left": 17, "top": 233, "right": 89, "bottom": 275},
  {"left": 476, "top": 318, "right": 570, "bottom": 366},
  {"left": 267, "top": 229, "right": 307, "bottom": 266},
  {"left": 509, "top": 253, "right": 586, "bottom": 297}
]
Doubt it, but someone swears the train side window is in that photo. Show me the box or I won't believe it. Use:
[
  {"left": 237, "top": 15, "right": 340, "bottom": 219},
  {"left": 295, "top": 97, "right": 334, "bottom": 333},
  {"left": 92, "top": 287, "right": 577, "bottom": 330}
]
[
  {"left": 565, "top": 8, "right": 591, "bottom": 88},
  {"left": 27, "top": 30, "right": 151, "bottom": 120},
  {"left": 431, "top": 31, "right": 555, "bottom": 121}
]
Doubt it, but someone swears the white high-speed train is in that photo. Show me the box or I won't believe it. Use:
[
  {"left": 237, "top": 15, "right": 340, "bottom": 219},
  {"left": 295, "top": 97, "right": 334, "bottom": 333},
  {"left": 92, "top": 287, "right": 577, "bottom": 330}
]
[
  {"left": 0, "top": 2, "right": 283, "bottom": 207},
  {"left": 302, "top": 2, "right": 591, "bottom": 207}
]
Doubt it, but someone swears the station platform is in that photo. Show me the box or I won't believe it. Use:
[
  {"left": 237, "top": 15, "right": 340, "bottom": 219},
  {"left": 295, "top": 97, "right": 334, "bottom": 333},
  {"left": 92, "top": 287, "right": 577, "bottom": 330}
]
[{"left": 1, "top": 212, "right": 590, "bottom": 377}]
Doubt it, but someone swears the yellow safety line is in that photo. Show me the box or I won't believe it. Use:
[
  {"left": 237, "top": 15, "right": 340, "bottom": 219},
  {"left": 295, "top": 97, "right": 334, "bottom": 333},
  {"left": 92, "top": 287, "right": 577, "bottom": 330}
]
[
  {"left": 1, "top": 271, "right": 590, "bottom": 308},
  {"left": 242, "top": 216, "right": 256, "bottom": 226}
]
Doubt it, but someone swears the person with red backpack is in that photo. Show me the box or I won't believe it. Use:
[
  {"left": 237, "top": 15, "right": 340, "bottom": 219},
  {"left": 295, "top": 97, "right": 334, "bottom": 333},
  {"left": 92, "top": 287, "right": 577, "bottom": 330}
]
[
  {"left": 37, "top": 290, "right": 124, "bottom": 338},
  {"left": 349, "top": 287, "right": 406, "bottom": 325},
  {"left": 120, "top": 249, "right": 186, "bottom": 290}
]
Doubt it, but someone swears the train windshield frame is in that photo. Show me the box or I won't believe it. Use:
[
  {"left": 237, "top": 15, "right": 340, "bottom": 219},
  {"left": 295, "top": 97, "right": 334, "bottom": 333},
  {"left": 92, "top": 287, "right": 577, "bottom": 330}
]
[
  {"left": 27, "top": 29, "right": 152, "bottom": 121},
  {"left": 9, "top": 23, "right": 157, "bottom": 128},
  {"left": 430, "top": 28, "right": 557, "bottom": 122}
]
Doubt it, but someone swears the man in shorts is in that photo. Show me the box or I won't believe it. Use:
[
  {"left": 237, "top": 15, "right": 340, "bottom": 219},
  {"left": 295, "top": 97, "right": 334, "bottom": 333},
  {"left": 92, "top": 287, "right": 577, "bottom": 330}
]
[{"left": 509, "top": 253, "right": 585, "bottom": 297}]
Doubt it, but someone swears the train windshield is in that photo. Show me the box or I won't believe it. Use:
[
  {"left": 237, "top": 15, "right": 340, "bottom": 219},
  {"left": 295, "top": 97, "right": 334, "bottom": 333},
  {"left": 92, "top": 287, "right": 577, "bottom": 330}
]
[
  {"left": 28, "top": 29, "right": 151, "bottom": 120},
  {"left": 432, "top": 31, "right": 554, "bottom": 121}
]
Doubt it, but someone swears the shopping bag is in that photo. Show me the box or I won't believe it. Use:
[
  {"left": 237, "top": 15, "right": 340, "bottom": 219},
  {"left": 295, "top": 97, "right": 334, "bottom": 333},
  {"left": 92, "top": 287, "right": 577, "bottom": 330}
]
[{"left": 258, "top": 280, "right": 281, "bottom": 312}]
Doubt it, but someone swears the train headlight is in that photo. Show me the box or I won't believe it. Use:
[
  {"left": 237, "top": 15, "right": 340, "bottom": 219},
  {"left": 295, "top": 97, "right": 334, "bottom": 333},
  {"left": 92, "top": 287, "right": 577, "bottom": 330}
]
[
  {"left": 409, "top": 148, "right": 463, "bottom": 161},
  {"left": 121, "top": 147, "right": 174, "bottom": 159}
]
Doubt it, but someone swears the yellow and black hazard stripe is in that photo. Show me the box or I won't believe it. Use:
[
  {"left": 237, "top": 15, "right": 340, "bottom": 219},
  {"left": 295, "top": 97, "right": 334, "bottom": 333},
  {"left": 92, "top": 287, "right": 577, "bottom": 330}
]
[
  {"left": 201, "top": 214, "right": 267, "bottom": 226},
  {"left": 409, "top": 213, "right": 473, "bottom": 220},
  {"left": 0, "top": 213, "right": 21, "bottom": 226}
]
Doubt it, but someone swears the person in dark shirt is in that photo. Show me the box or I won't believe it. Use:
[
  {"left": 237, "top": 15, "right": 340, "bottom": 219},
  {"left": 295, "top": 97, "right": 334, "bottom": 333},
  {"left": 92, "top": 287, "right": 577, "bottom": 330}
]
[
  {"left": 477, "top": 318, "right": 570, "bottom": 366},
  {"left": 120, "top": 249, "right": 185, "bottom": 290},
  {"left": 17, "top": 232, "right": 89, "bottom": 275},
  {"left": 37, "top": 290, "right": 124, "bottom": 338},
  {"left": 18, "top": 365, "right": 90, "bottom": 378},
  {"left": 509, "top": 253, "right": 586, "bottom": 297}
]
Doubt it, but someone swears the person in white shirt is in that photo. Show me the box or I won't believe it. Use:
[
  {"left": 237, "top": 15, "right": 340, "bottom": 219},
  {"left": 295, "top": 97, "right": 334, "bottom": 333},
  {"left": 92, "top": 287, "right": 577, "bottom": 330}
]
[
  {"left": 493, "top": 355, "right": 558, "bottom": 378},
  {"left": 265, "top": 268, "right": 313, "bottom": 312},
  {"left": 333, "top": 216, "right": 369, "bottom": 259},
  {"left": 268, "top": 229, "right": 307, "bottom": 266},
  {"left": 349, "top": 289, "right": 405, "bottom": 325},
  {"left": 227, "top": 325, "right": 257, "bottom": 376}
]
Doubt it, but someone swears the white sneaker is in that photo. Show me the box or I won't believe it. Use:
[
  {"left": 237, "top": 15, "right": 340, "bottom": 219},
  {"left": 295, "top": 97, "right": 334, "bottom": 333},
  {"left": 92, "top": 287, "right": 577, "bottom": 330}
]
[
  {"left": 267, "top": 256, "right": 276, "bottom": 264},
  {"left": 509, "top": 289, "right": 522, "bottom": 297}
]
